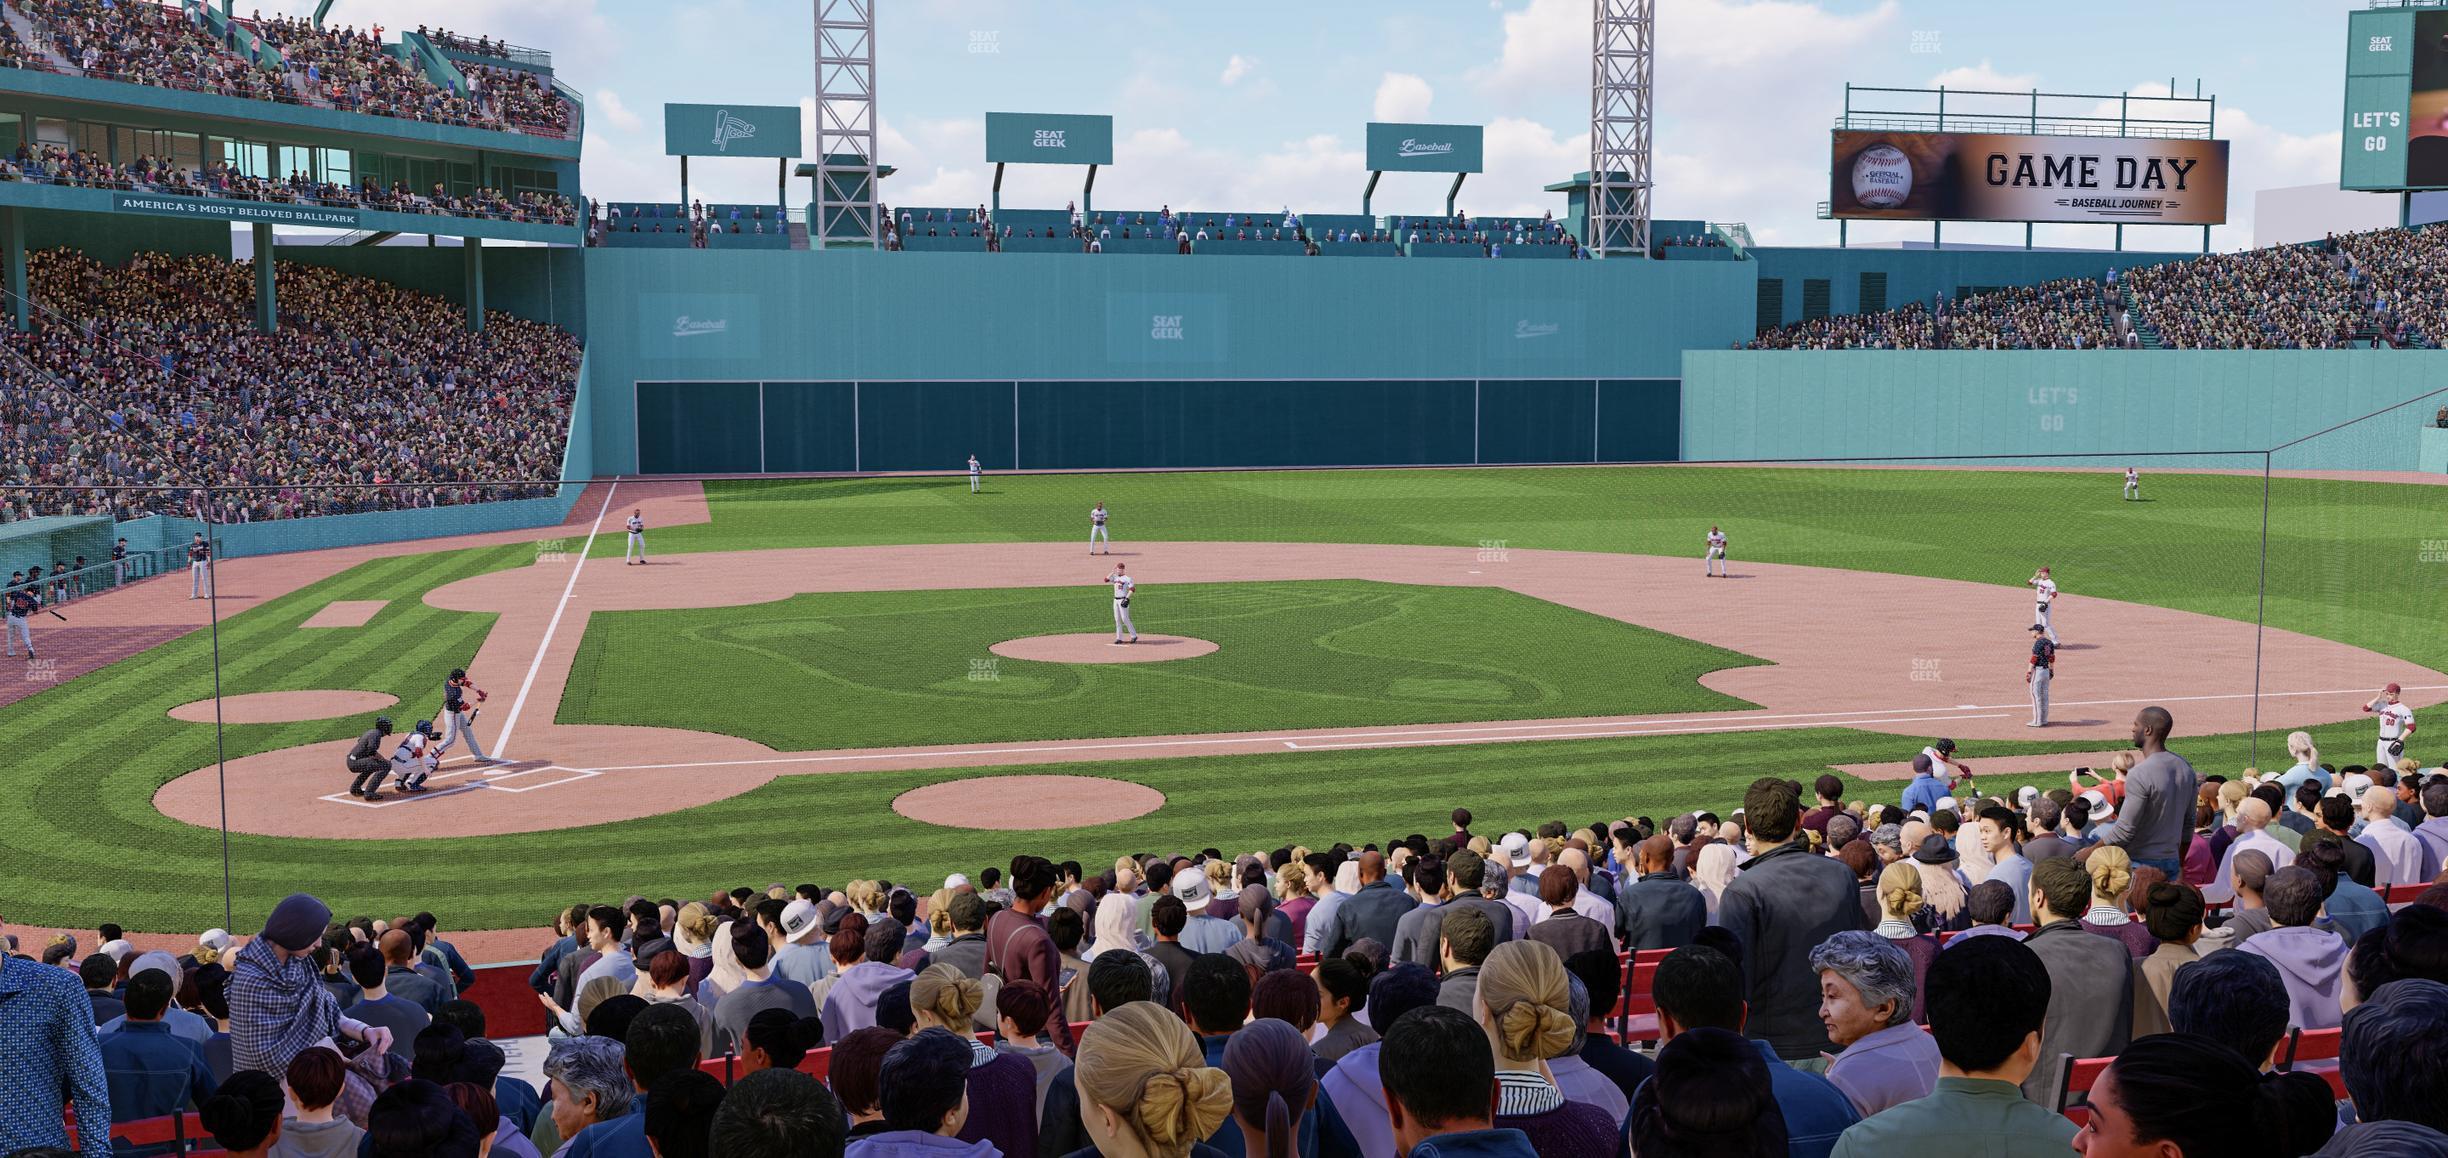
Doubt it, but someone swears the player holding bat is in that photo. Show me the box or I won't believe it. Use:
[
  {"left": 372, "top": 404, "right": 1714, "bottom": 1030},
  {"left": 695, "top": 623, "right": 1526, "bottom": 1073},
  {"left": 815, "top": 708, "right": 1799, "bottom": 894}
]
[{"left": 436, "top": 666, "right": 501, "bottom": 764}]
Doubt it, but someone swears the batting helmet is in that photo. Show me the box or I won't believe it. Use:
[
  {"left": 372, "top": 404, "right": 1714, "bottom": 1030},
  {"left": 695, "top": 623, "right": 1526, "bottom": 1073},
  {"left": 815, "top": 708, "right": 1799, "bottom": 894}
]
[
  {"left": 415, "top": 719, "right": 437, "bottom": 738},
  {"left": 450, "top": 668, "right": 467, "bottom": 681},
  {"left": 374, "top": 716, "right": 394, "bottom": 733},
  {"left": 1935, "top": 738, "right": 1956, "bottom": 754}
]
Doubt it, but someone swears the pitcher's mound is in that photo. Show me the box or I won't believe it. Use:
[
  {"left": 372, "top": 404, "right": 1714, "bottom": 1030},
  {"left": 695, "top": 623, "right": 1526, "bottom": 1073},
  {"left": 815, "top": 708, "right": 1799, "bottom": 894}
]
[
  {"left": 169, "top": 690, "right": 398, "bottom": 724},
  {"left": 990, "top": 633, "right": 1218, "bottom": 663},
  {"left": 895, "top": 775, "right": 1167, "bottom": 829}
]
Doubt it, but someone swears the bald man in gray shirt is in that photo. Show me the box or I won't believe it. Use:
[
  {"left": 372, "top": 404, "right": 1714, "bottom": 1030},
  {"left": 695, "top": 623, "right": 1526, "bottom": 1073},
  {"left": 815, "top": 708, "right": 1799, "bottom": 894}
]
[{"left": 2089, "top": 706, "right": 2198, "bottom": 878}]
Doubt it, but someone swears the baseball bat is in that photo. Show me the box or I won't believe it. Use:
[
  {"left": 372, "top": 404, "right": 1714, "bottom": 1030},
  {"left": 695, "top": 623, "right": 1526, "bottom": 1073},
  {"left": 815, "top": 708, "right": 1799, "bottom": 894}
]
[{"left": 46, "top": 610, "right": 66, "bottom": 622}]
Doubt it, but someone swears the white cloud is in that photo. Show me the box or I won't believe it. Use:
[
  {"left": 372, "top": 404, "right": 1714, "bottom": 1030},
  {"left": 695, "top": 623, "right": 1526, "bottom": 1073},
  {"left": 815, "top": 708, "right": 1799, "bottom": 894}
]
[
  {"left": 591, "top": 88, "right": 643, "bottom": 134},
  {"left": 1927, "top": 61, "right": 2039, "bottom": 93},
  {"left": 1221, "top": 54, "right": 1257, "bottom": 86},
  {"left": 1374, "top": 72, "right": 1434, "bottom": 123}
]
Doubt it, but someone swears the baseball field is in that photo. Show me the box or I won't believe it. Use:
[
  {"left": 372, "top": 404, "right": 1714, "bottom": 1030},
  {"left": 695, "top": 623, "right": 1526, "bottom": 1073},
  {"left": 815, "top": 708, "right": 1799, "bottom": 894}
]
[{"left": 4, "top": 463, "right": 2442, "bottom": 939}]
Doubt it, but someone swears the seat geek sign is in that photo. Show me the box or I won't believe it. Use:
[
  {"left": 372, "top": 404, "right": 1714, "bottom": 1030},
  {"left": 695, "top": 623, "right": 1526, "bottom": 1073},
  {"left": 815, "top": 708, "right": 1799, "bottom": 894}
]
[
  {"left": 986, "top": 112, "right": 1114, "bottom": 166},
  {"left": 1366, "top": 122, "right": 1485, "bottom": 174}
]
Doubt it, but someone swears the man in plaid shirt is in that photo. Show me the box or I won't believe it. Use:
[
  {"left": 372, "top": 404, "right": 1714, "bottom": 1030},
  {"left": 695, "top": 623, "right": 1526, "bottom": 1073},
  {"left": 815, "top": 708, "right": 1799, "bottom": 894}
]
[{"left": 0, "top": 911, "right": 110, "bottom": 1153}]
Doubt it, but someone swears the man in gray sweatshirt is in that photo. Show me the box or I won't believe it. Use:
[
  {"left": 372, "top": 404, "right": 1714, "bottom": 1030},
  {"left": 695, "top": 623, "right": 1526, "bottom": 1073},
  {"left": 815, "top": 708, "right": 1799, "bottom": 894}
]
[{"left": 2090, "top": 706, "right": 2198, "bottom": 878}]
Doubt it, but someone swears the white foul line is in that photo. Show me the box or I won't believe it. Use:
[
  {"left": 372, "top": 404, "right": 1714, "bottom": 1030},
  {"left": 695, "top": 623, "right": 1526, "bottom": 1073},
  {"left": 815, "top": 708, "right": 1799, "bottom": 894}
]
[
  {"left": 1282, "top": 712, "right": 2012, "bottom": 751},
  {"left": 493, "top": 483, "right": 620, "bottom": 759}
]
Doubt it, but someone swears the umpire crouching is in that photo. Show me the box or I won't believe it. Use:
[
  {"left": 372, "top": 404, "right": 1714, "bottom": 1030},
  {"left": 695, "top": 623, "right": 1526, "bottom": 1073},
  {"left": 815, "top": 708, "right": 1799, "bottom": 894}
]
[{"left": 346, "top": 716, "right": 394, "bottom": 798}]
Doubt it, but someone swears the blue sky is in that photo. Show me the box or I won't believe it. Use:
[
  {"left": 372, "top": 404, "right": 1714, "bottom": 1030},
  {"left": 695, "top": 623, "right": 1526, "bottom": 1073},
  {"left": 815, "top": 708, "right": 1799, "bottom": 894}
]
[{"left": 306, "top": 0, "right": 2361, "bottom": 250}]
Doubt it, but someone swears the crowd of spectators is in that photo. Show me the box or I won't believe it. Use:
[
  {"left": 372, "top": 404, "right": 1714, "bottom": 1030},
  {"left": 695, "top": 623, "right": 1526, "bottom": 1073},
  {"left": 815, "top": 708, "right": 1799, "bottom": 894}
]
[
  {"left": 587, "top": 200, "right": 791, "bottom": 247},
  {"left": 0, "top": 1, "right": 573, "bottom": 138},
  {"left": 1751, "top": 224, "right": 2448, "bottom": 351},
  {"left": 9, "top": 705, "right": 2448, "bottom": 1156},
  {"left": 11, "top": 0, "right": 289, "bottom": 102},
  {"left": 0, "top": 246, "right": 578, "bottom": 525},
  {"left": 0, "top": 142, "right": 575, "bottom": 224},
  {"left": 882, "top": 204, "right": 1587, "bottom": 257},
  {"left": 419, "top": 26, "right": 521, "bottom": 61}
]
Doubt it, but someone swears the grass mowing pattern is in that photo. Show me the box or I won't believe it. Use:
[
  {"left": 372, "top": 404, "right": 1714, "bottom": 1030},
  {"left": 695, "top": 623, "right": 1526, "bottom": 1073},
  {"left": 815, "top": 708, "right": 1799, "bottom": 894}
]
[
  {"left": 557, "top": 581, "right": 1762, "bottom": 749},
  {"left": 631, "top": 466, "right": 2448, "bottom": 673},
  {"left": 0, "top": 463, "right": 2433, "bottom": 931}
]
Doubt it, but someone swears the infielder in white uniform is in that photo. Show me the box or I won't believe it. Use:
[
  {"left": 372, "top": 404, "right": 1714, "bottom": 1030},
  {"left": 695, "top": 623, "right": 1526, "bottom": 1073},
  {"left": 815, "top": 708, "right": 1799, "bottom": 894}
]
[
  {"left": 624, "top": 509, "right": 646, "bottom": 564},
  {"left": 2027, "top": 566, "right": 2059, "bottom": 645},
  {"left": 968, "top": 455, "right": 982, "bottom": 494},
  {"left": 2123, "top": 467, "right": 2140, "bottom": 501},
  {"left": 1704, "top": 525, "right": 1728, "bottom": 577},
  {"left": 1090, "top": 502, "right": 1111, "bottom": 554},
  {"left": 2366, "top": 682, "right": 2416, "bottom": 770},
  {"left": 1106, "top": 563, "right": 1138, "bottom": 644}
]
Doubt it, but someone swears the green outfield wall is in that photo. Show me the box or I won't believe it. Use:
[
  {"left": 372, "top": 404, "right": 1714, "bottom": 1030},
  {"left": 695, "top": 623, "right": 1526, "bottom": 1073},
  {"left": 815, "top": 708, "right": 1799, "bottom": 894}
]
[
  {"left": 581, "top": 248, "right": 1752, "bottom": 474},
  {"left": 1682, "top": 350, "right": 2448, "bottom": 470}
]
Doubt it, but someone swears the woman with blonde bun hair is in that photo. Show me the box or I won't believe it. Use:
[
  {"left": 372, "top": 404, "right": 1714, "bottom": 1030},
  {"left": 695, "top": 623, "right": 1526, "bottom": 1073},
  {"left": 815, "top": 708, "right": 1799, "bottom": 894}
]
[
  {"left": 908, "top": 964, "right": 1042, "bottom": 1157},
  {"left": 1871, "top": 860, "right": 1939, "bottom": 1022},
  {"left": 1073, "top": 1001, "right": 1235, "bottom": 1158},
  {"left": 1470, "top": 940, "right": 1618, "bottom": 1157},
  {"left": 2080, "top": 845, "right": 2160, "bottom": 958}
]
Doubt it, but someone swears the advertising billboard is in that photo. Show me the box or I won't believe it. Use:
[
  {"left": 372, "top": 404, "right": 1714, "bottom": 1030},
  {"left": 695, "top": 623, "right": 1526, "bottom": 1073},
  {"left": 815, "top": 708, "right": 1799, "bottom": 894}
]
[
  {"left": 1829, "top": 130, "right": 2228, "bottom": 225},
  {"left": 664, "top": 103, "right": 803, "bottom": 158},
  {"left": 2340, "top": 9, "right": 2448, "bottom": 190},
  {"left": 986, "top": 112, "right": 1115, "bottom": 165},
  {"left": 1365, "top": 122, "right": 1485, "bottom": 173}
]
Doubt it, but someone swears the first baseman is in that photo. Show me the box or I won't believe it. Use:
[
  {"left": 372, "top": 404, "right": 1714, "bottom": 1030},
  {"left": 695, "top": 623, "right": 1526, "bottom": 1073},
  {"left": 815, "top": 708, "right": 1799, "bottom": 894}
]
[
  {"left": 2026, "top": 623, "right": 2058, "bottom": 727},
  {"left": 2366, "top": 682, "right": 2416, "bottom": 770},
  {"left": 1704, "top": 525, "right": 1728, "bottom": 577},
  {"left": 1090, "top": 501, "right": 1111, "bottom": 554},
  {"left": 968, "top": 454, "right": 983, "bottom": 494},
  {"left": 1106, "top": 564, "right": 1138, "bottom": 644},
  {"left": 625, "top": 508, "right": 647, "bottom": 564},
  {"left": 436, "top": 667, "right": 497, "bottom": 764},
  {"left": 2027, "top": 566, "right": 2059, "bottom": 645},
  {"left": 187, "top": 532, "right": 212, "bottom": 599}
]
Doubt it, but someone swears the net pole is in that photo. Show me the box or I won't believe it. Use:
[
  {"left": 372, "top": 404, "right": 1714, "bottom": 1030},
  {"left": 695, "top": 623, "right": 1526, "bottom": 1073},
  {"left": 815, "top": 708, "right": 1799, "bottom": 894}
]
[
  {"left": 2250, "top": 450, "right": 2271, "bottom": 769},
  {"left": 205, "top": 491, "right": 233, "bottom": 932}
]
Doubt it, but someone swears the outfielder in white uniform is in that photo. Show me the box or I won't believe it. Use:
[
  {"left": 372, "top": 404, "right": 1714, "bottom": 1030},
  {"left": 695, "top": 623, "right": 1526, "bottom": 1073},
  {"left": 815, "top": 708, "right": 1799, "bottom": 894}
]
[
  {"left": 625, "top": 509, "right": 646, "bottom": 564},
  {"left": 969, "top": 455, "right": 983, "bottom": 494},
  {"left": 2366, "top": 682, "right": 2416, "bottom": 770},
  {"left": 390, "top": 721, "right": 441, "bottom": 793},
  {"left": 1106, "top": 564, "right": 1138, "bottom": 644},
  {"left": 1090, "top": 502, "right": 1111, "bottom": 554},
  {"left": 1704, "top": 526, "right": 1728, "bottom": 577},
  {"left": 2123, "top": 467, "right": 2140, "bottom": 501},
  {"left": 2027, "top": 567, "right": 2059, "bottom": 645}
]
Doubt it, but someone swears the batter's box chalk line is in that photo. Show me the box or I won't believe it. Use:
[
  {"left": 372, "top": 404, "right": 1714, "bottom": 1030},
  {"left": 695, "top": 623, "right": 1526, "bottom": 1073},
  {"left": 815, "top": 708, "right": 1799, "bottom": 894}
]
[{"left": 318, "top": 764, "right": 598, "bottom": 806}]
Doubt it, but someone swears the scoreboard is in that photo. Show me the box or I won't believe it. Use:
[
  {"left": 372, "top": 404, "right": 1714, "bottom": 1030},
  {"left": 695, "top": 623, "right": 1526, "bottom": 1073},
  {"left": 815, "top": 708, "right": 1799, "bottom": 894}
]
[{"left": 2343, "top": 7, "right": 2448, "bottom": 190}]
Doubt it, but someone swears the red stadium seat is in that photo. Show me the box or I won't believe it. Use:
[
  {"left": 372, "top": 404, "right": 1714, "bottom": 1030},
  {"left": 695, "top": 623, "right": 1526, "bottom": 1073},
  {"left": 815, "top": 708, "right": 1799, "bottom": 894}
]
[
  {"left": 2384, "top": 883, "right": 2430, "bottom": 906},
  {"left": 2281, "top": 1026, "right": 2349, "bottom": 1099},
  {"left": 2054, "top": 1053, "right": 2115, "bottom": 1122},
  {"left": 1612, "top": 950, "right": 1667, "bottom": 1043},
  {"left": 105, "top": 1111, "right": 208, "bottom": 1152}
]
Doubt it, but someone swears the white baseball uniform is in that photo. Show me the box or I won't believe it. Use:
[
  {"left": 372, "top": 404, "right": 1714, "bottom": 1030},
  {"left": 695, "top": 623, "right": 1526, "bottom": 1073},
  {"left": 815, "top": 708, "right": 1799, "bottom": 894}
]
[
  {"left": 969, "top": 457, "right": 982, "bottom": 494},
  {"left": 1090, "top": 505, "right": 1110, "bottom": 553},
  {"left": 625, "top": 513, "right": 646, "bottom": 562},
  {"left": 2031, "top": 576, "right": 2059, "bottom": 644},
  {"left": 2123, "top": 469, "right": 2139, "bottom": 500},
  {"left": 1704, "top": 529, "right": 1727, "bottom": 576},
  {"left": 2372, "top": 699, "right": 2415, "bottom": 769},
  {"left": 390, "top": 731, "right": 438, "bottom": 792},
  {"left": 1108, "top": 571, "right": 1137, "bottom": 642}
]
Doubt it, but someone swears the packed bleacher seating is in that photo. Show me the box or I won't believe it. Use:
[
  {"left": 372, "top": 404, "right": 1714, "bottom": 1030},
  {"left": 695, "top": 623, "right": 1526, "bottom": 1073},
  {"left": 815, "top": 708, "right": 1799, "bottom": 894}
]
[
  {"left": 1750, "top": 224, "right": 2448, "bottom": 351},
  {"left": 12, "top": 0, "right": 290, "bottom": 102},
  {"left": 10, "top": 721, "right": 2448, "bottom": 1157},
  {"left": 0, "top": 247, "right": 578, "bottom": 525},
  {"left": 0, "top": 141, "right": 577, "bottom": 224},
  {"left": 874, "top": 202, "right": 1587, "bottom": 258},
  {"left": 586, "top": 200, "right": 794, "bottom": 248},
  {"left": 0, "top": 1, "right": 575, "bottom": 139}
]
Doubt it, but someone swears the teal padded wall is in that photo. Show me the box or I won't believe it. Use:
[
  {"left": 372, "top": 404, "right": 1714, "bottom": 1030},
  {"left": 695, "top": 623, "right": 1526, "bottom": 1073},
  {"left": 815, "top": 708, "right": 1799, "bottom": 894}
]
[
  {"left": 857, "top": 381, "right": 1020, "bottom": 472},
  {"left": 581, "top": 247, "right": 1754, "bottom": 474},
  {"left": 1478, "top": 379, "right": 1596, "bottom": 464},
  {"left": 1598, "top": 379, "right": 1682, "bottom": 463},
  {"left": 761, "top": 381, "right": 858, "bottom": 472},
  {"left": 636, "top": 380, "right": 760, "bottom": 474},
  {"left": 1019, "top": 379, "right": 1476, "bottom": 469},
  {"left": 1682, "top": 350, "right": 2448, "bottom": 471}
]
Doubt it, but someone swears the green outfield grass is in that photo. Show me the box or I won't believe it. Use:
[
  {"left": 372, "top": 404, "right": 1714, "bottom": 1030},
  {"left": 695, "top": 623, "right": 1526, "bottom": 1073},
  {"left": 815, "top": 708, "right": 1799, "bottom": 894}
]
[
  {"left": 0, "top": 463, "right": 2434, "bottom": 932},
  {"left": 558, "top": 581, "right": 1761, "bottom": 749}
]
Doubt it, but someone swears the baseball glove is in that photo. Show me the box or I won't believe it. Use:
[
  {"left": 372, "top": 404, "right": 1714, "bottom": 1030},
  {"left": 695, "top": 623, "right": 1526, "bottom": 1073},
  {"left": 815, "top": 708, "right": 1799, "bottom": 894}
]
[{"left": 2389, "top": 740, "right": 2406, "bottom": 760}]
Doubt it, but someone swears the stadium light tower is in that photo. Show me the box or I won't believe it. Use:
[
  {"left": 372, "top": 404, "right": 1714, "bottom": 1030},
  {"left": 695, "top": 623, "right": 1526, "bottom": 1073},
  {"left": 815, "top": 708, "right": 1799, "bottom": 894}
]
[
  {"left": 1590, "top": 0, "right": 1653, "bottom": 257},
  {"left": 815, "top": 0, "right": 880, "bottom": 248}
]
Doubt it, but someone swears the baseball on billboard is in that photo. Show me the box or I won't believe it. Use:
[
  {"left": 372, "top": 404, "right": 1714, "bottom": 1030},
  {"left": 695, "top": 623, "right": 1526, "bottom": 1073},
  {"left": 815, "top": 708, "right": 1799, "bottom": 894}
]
[{"left": 1829, "top": 130, "right": 2230, "bottom": 225}]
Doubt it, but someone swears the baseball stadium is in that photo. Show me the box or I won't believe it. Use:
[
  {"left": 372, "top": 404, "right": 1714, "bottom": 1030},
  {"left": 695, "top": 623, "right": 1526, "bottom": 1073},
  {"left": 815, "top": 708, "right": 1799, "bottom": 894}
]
[{"left": 5, "top": 1, "right": 2448, "bottom": 1155}]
